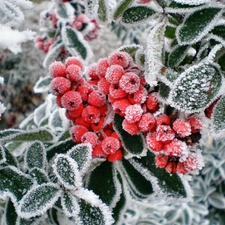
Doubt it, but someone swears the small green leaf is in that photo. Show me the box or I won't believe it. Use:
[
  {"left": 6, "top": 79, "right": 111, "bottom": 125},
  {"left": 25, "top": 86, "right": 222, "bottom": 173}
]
[
  {"left": 168, "top": 45, "right": 189, "bottom": 68},
  {"left": 29, "top": 168, "right": 49, "bottom": 185},
  {"left": 0, "top": 166, "right": 33, "bottom": 201},
  {"left": 52, "top": 154, "right": 82, "bottom": 189},
  {"left": 176, "top": 7, "right": 222, "bottom": 45},
  {"left": 33, "top": 76, "right": 51, "bottom": 93},
  {"left": 25, "top": 141, "right": 46, "bottom": 170},
  {"left": 67, "top": 143, "right": 92, "bottom": 175},
  {"left": 114, "top": 114, "right": 144, "bottom": 155},
  {"left": 113, "top": 0, "right": 134, "bottom": 21},
  {"left": 98, "top": 0, "right": 108, "bottom": 22},
  {"left": 158, "top": 81, "right": 171, "bottom": 100},
  {"left": 17, "top": 183, "right": 61, "bottom": 219},
  {"left": 86, "top": 161, "right": 117, "bottom": 206},
  {"left": 5, "top": 199, "right": 17, "bottom": 225},
  {"left": 169, "top": 63, "right": 222, "bottom": 112},
  {"left": 121, "top": 6, "right": 156, "bottom": 25},
  {"left": 61, "top": 192, "right": 79, "bottom": 217}
]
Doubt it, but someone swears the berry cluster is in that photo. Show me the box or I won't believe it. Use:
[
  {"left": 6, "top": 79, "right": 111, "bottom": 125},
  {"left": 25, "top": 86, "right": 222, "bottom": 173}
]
[
  {"left": 49, "top": 56, "right": 123, "bottom": 162},
  {"left": 49, "top": 50, "right": 205, "bottom": 174}
]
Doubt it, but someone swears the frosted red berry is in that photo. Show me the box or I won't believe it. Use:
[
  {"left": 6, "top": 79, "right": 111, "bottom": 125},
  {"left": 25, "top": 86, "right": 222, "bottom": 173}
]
[
  {"left": 177, "top": 162, "right": 188, "bottom": 174},
  {"left": 50, "top": 77, "right": 71, "bottom": 96},
  {"left": 138, "top": 113, "right": 156, "bottom": 132},
  {"left": 66, "top": 64, "right": 83, "bottom": 82},
  {"left": 156, "top": 125, "right": 175, "bottom": 142},
  {"left": 107, "top": 149, "right": 123, "bottom": 162},
  {"left": 112, "top": 99, "right": 131, "bottom": 116},
  {"left": 119, "top": 72, "right": 140, "bottom": 94},
  {"left": 92, "top": 143, "right": 107, "bottom": 158},
  {"left": 61, "top": 91, "right": 82, "bottom": 111},
  {"left": 77, "top": 83, "right": 93, "bottom": 102},
  {"left": 88, "top": 90, "right": 106, "bottom": 107},
  {"left": 122, "top": 119, "right": 140, "bottom": 135},
  {"left": 96, "top": 58, "right": 109, "bottom": 78},
  {"left": 155, "top": 154, "right": 168, "bottom": 168},
  {"left": 91, "top": 117, "right": 105, "bottom": 132},
  {"left": 102, "top": 136, "right": 120, "bottom": 154},
  {"left": 49, "top": 61, "right": 66, "bottom": 78},
  {"left": 108, "top": 51, "right": 132, "bottom": 69},
  {"left": 128, "top": 86, "right": 147, "bottom": 105},
  {"left": 163, "top": 139, "right": 187, "bottom": 157},
  {"left": 81, "top": 131, "right": 98, "bottom": 148},
  {"left": 65, "top": 57, "right": 84, "bottom": 72},
  {"left": 105, "top": 65, "right": 124, "bottom": 84},
  {"left": 70, "top": 125, "right": 88, "bottom": 143},
  {"left": 188, "top": 116, "right": 202, "bottom": 133},
  {"left": 74, "top": 116, "right": 90, "bottom": 128},
  {"left": 125, "top": 104, "right": 143, "bottom": 123},
  {"left": 146, "top": 93, "right": 159, "bottom": 113},
  {"left": 98, "top": 78, "right": 111, "bottom": 95},
  {"left": 172, "top": 118, "right": 191, "bottom": 138},
  {"left": 68, "top": 103, "right": 84, "bottom": 118},
  {"left": 56, "top": 95, "right": 63, "bottom": 108},
  {"left": 165, "top": 161, "right": 177, "bottom": 173},
  {"left": 82, "top": 105, "right": 100, "bottom": 123},
  {"left": 146, "top": 132, "right": 163, "bottom": 152},
  {"left": 156, "top": 114, "right": 171, "bottom": 126},
  {"left": 109, "top": 83, "right": 127, "bottom": 99}
]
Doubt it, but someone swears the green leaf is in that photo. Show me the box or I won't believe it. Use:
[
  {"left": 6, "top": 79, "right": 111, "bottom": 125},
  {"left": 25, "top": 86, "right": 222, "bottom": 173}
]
[
  {"left": 158, "top": 81, "right": 171, "bottom": 100},
  {"left": 169, "top": 63, "right": 222, "bottom": 112},
  {"left": 218, "top": 52, "right": 225, "bottom": 72},
  {"left": 0, "top": 146, "right": 18, "bottom": 167},
  {"left": 121, "top": 6, "right": 156, "bottom": 25},
  {"left": 52, "top": 154, "right": 82, "bottom": 189},
  {"left": 5, "top": 199, "right": 17, "bottom": 225},
  {"left": 113, "top": 0, "right": 134, "bottom": 21},
  {"left": 29, "top": 168, "right": 49, "bottom": 185},
  {"left": 48, "top": 208, "right": 60, "bottom": 225},
  {"left": 165, "top": 25, "right": 176, "bottom": 39},
  {"left": 119, "top": 44, "right": 142, "bottom": 61},
  {"left": 176, "top": 7, "right": 222, "bottom": 45},
  {"left": 0, "top": 166, "right": 33, "bottom": 201},
  {"left": 56, "top": 3, "right": 69, "bottom": 18},
  {"left": 25, "top": 141, "right": 46, "bottom": 170},
  {"left": 33, "top": 76, "right": 51, "bottom": 93},
  {"left": 67, "top": 143, "right": 92, "bottom": 175},
  {"left": 119, "top": 159, "right": 153, "bottom": 199},
  {"left": 134, "top": 151, "right": 187, "bottom": 198},
  {"left": 86, "top": 161, "right": 117, "bottom": 206},
  {"left": 17, "top": 183, "right": 61, "bottom": 219},
  {"left": 61, "top": 192, "right": 79, "bottom": 217},
  {"left": 114, "top": 114, "right": 145, "bottom": 155},
  {"left": 211, "top": 95, "right": 225, "bottom": 138},
  {"left": 97, "top": 0, "right": 108, "bottom": 22},
  {"left": 0, "top": 129, "right": 21, "bottom": 141},
  {"left": 168, "top": 45, "right": 189, "bottom": 68}
]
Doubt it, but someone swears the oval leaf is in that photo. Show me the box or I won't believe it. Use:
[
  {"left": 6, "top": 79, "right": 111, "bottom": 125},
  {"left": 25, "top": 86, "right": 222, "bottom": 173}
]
[
  {"left": 97, "top": 0, "right": 109, "bottom": 22},
  {"left": 113, "top": 0, "right": 134, "bottom": 21},
  {"left": 33, "top": 76, "right": 51, "bottom": 93}
]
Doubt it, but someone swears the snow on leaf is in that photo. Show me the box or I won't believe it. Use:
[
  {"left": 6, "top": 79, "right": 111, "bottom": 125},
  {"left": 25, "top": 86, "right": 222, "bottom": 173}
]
[
  {"left": 176, "top": 6, "right": 222, "bottom": 45},
  {"left": 67, "top": 143, "right": 92, "bottom": 175},
  {"left": 0, "top": 166, "right": 33, "bottom": 201},
  {"left": 145, "top": 17, "right": 167, "bottom": 86},
  {"left": 75, "top": 187, "right": 114, "bottom": 225},
  {"left": 168, "top": 63, "right": 223, "bottom": 113},
  {"left": 56, "top": 3, "right": 74, "bottom": 20},
  {"left": 97, "top": 0, "right": 109, "bottom": 23},
  {"left": 33, "top": 101, "right": 51, "bottom": 126},
  {"left": 62, "top": 27, "right": 93, "bottom": 62},
  {"left": 0, "top": 145, "right": 6, "bottom": 164},
  {"left": 112, "top": 0, "right": 135, "bottom": 21},
  {"left": 17, "top": 183, "right": 61, "bottom": 219},
  {"left": 52, "top": 154, "right": 82, "bottom": 189},
  {"left": 61, "top": 192, "right": 80, "bottom": 217},
  {"left": 84, "top": 0, "right": 99, "bottom": 19},
  {"left": 25, "top": 141, "right": 46, "bottom": 170},
  {"left": 29, "top": 168, "right": 49, "bottom": 185},
  {"left": 33, "top": 76, "right": 51, "bottom": 93},
  {"left": 172, "top": 0, "right": 210, "bottom": 5},
  {"left": 121, "top": 5, "right": 156, "bottom": 26}
]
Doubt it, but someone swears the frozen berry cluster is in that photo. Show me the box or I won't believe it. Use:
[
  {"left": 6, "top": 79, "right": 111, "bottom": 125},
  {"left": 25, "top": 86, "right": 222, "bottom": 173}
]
[{"left": 49, "top": 56, "right": 123, "bottom": 162}]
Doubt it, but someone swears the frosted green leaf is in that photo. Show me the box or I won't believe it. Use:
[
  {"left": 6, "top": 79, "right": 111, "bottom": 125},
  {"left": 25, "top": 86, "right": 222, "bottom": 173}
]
[
  {"left": 121, "top": 5, "right": 156, "bottom": 25},
  {"left": 113, "top": 0, "right": 134, "bottom": 21},
  {"left": 25, "top": 141, "right": 46, "bottom": 170},
  {"left": 0, "top": 145, "right": 6, "bottom": 164},
  {"left": 0, "top": 129, "right": 21, "bottom": 141},
  {"left": 98, "top": 0, "right": 108, "bottom": 22},
  {"left": 67, "top": 143, "right": 92, "bottom": 175},
  {"left": 158, "top": 81, "right": 171, "bottom": 100},
  {"left": 33, "top": 76, "right": 51, "bottom": 93},
  {"left": 34, "top": 102, "right": 51, "bottom": 126},
  {"left": 172, "top": 0, "right": 210, "bottom": 5},
  {"left": 17, "top": 183, "right": 61, "bottom": 219},
  {"left": 169, "top": 63, "right": 222, "bottom": 112},
  {"left": 176, "top": 7, "right": 222, "bottom": 45},
  {"left": 56, "top": 3, "right": 71, "bottom": 19},
  {"left": 114, "top": 114, "right": 145, "bottom": 155},
  {"left": 211, "top": 96, "right": 225, "bottom": 138},
  {"left": 0, "top": 166, "right": 33, "bottom": 201},
  {"left": 119, "top": 44, "right": 142, "bottom": 61},
  {"left": 0, "top": 146, "right": 18, "bottom": 167},
  {"left": 52, "top": 154, "right": 82, "bottom": 189},
  {"left": 168, "top": 45, "right": 189, "bottom": 68},
  {"left": 5, "top": 199, "right": 17, "bottom": 225},
  {"left": 61, "top": 192, "right": 79, "bottom": 217},
  {"left": 208, "top": 193, "right": 225, "bottom": 209},
  {"left": 29, "top": 168, "right": 49, "bottom": 185}
]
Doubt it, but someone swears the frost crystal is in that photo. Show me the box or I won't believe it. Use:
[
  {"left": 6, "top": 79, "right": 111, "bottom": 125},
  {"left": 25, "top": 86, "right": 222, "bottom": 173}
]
[{"left": 172, "top": 0, "right": 210, "bottom": 5}]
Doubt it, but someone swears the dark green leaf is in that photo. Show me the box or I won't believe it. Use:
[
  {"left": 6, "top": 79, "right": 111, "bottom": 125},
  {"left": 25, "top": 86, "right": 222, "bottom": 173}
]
[
  {"left": 25, "top": 141, "right": 46, "bottom": 170},
  {"left": 211, "top": 25, "right": 225, "bottom": 41},
  {"left": 218, "top": 52, "right": 225, "bottom": 72},
  {"left": 121, "top": 6, "right": 156, "bottom": 25},
  {"left": 165, "top": 25, "right": 176, "bottom": 39},
  {"left": 34, "top": 76, "right": 51, "bottom": 93},
  {"left": 29, "top": 168, "right": 49, "bottom": 185},
  {"left": 0, "top": 129, "right": 21, "bottom": 141},
  {"left": 1, "top": 146, "right": 18, "bottom": 167},
  {"left": 0, "top": 166, "right": 33, "bottom": 201},
  {"left": 5, "top": 199, "right": 17, "bottom": 225},
  {"left": 98, "top": 0, "right": 108, "bottom": 22},
  {"left": 170, "top": 63, "right": 222, "bottom": 112},
  {"left": 48, "top": 208, "right": 60, "bottom": 225},
  {"left": 17, "top": 183, "right": 61, "bottom": 219},
  {"left": 177, "top": 7, "right": 222, "bottom": 45},
  {"left": 86, "top": 161, "right": 117, "bottom": 206},
  {"left": 168, "top": 45, "right": 189, "bottom": 68},
  {"left": 169, "top": 1, "right": 204, "bottom": 9},
  {"left": 61, "top": 192, "right": 79, "bottom": 217},
  {"left": 114, "top": 114, "right": 144, "bottom": 155},
  {"left": 113, "top": 0, "right": 134, "bottom": 21},
  {"left": 159, "top": 81, "right": 171, "bottom": 100}
]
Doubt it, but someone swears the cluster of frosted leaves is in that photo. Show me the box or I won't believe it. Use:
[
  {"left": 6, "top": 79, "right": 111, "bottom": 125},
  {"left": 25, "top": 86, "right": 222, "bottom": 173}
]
[{"left": 0, "top": 141, "right": 114, "bottom": 225}]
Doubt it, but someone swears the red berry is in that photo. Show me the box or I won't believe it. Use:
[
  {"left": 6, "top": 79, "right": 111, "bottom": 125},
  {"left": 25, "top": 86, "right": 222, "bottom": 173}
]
[
  {"left": 165, "top": 161, "right": 177, "bottom": 173},
  {"left": 204, "top": 97, "right": 220, "bottom": 118},
  {"left": 56, "top": 95, "right": 63, "bottom": 108},
  {"left": 61, "top": 91, "right": 82, "bottom": 110},
  {"left": 146, "top": 93, "right": 159, "bottom": 113},
  {"left": 49, "top": 61, "right": 66, "bottom": 78},
  {"left": 107, "top": 149, "right": 123, "bottom": 162},
  {"left": 65, "top": 57, "right": 84, "bottom": 72},
  {"left": 119, "top": 72, "right": 140, "bottom": 94},
  {"left": 70, "top": 125, "right": 88, "bottom": 143},
  {"left": 96, "top": 58, "right": 109, "bottom": 78},
  {"left": 156, "top": 125, "right": 175, "bottom": 142},
  {"left": 108, "top": 51, "right": 132, "bottom": 69},
  {"left": 98, "top": 78, "right": 111, "bottom": 95},
  {"left": 68, "top": 103, "right": 84, "bottom": 118},
  {"left": 88, "top": 90, "right": 106, "bottom": 107},
  {"left": 125, "top": 104, "right": 143, "bottom": 123},
  {"left": 81, "top": 131, "right": 98, "bottom": 148},
  {"left": 105, "top": 65, "right": 124, "bottom": 84},
  {"left": 156, "top": 114, "right": 170, "bottom": 126},
  {"left": 109, "top": 83, "right": 127, "bottom": 99},
  {"left": 87, "top": 64, "right": 99, "bottom": 80},
  {"left": 146, "top": 132, "right": 163, "bottom": 152},
  {"left": 74, "top": 116, "right": 90, "bottom": 128},
  {"left": 163, "top": 139, "right": 187, "bottom": 157},
  {"left": 99, "top": 104, "right": 108, "bottom": 116},
  {"left": 188, "top": 116, "right": 202, "bottom": 133},
  {"left": 155, "top": 154, "right": 168, "bottom": 168},
  {"left": 102, "top": 136, "right": 120, "bottom": 154},
  {"left": 128, "top": 86, "right": 147, "bottom": 104},
  {"left": 112, "top": 99, "right": 131, "bottom": 116},
  {"left": 177, "top": 162, "right": 188, "bottom": 174},
  {"left": 50, "top": 77, "right": 71, "bottom": 96},
  {"left": 66, "top": 64, "right": 83, "bottom": 82},
  {"left": 122, "top": 119, "right": 140, "bottom": 135},
  {"left": 92, "top": 143, "right": 107, "bottom": 158},
  {"left": 184, "top": 154, "right": 200, "bottom": 172},
  {"left": 77, "top": 83, "right": 93, "bottom": 102},
  {"left": 172, "top": 118, "right": 191, "bottom": 138},
  {"left": 91, "top": 117, "right": 105, "bottom": 132},
  {"left": 138, "top": 113, "right": 156, "bottom": 132},
  {"left": 82, "top": 105, "right": 100, "bottom": 123}
]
